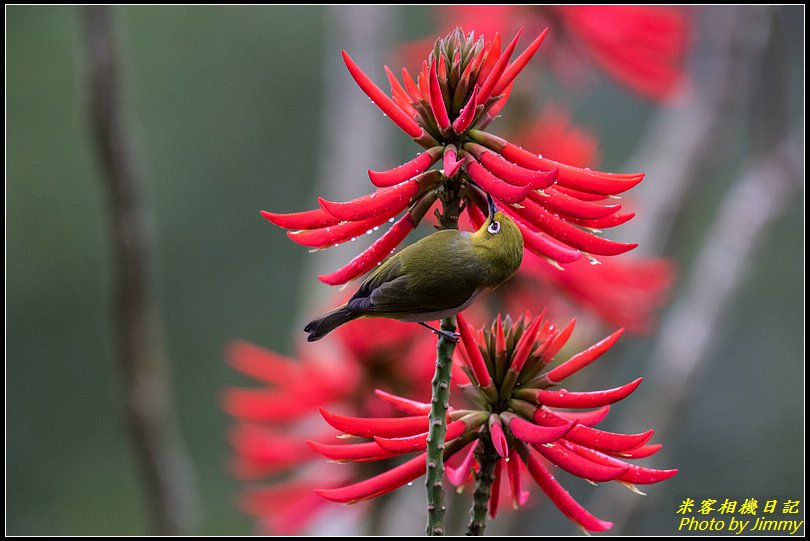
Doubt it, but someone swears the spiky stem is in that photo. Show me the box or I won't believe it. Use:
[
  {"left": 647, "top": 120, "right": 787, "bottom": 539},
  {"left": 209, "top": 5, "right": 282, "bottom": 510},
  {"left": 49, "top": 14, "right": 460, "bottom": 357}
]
[
  {"left": 426, "top": 178, "right": 462, "bottom": 535},
  {"left": 466, "top": 435, "right": 499, "bottom": 536}
]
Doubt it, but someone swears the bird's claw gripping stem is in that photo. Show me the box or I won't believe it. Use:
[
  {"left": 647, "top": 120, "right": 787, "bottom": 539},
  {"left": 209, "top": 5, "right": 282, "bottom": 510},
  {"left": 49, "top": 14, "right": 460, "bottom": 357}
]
[{"left": 419, "top": 321, "right": 460, "bottom": 342}]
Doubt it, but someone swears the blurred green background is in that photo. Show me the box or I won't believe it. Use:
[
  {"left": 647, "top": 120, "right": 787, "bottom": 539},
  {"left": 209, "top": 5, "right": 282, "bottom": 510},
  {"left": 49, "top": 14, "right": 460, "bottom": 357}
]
[{"left": 6, "top": 5, "right": 803, "bottom": 535}]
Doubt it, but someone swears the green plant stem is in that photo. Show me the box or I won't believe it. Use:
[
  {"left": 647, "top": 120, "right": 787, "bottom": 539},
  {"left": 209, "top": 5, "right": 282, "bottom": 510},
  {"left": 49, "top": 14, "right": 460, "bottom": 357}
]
[
  {"left": 426, "top": 179, "right": 462, "bottom": 535},
  {"left": 425, "top": 320, "right": 457, "bottom": 535},
  {"left": 466, "top": 435, "right": 499, "bottom": 536}
]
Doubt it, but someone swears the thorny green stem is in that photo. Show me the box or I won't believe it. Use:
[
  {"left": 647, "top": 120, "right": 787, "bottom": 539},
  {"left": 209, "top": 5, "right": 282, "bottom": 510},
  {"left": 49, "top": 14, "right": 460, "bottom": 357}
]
[
  {"left": 426, "top": 177, "right": 462, "bottom": 535},
  {"left": 466, "top": 434, "right": 499, "bottom": 536}
]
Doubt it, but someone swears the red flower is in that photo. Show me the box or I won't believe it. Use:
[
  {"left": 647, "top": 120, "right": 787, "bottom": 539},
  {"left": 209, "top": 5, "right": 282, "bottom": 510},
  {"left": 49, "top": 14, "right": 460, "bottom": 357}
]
[
  {"left": 507, "top": 253, "right": 675, "bottom": 334},
  {"left": 222, "top": 315, "right": 435, "bottom": 533},
  {"left": 510, "top": 104, "right": 600, "bottom": 169},
  {"left": 310, "top": 311, "right": 677, "bottom": 533},
  {"left": 497, "top": 105, "right": 676, "bottom": 333},
  {"left": 262, "top": 29, "right": 645, "bottom": 286},
  {"left": 417, "top": 6, "right": 690, "bottom": 101}
]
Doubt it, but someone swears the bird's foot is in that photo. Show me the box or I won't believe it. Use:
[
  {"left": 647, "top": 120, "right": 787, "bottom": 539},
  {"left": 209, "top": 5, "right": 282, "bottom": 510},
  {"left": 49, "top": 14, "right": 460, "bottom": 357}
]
[{"left": 418, "top": 322, "right": 460, "bottom": 343}]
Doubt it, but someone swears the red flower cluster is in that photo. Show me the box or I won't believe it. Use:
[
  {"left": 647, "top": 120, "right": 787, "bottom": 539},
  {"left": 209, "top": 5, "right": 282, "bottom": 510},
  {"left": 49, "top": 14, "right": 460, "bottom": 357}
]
[
  {"left": 262, "top": 28, "right": 644, "bottom": 287},
  {"left": 498, "top": 105, "right": 675, "bottom": 333},
  {"left": 310, "top": 311, "right": 677, "bottom": 533},
  {"left": 508, "top": 253, "right": 675, "bottom": 334},
  {"left": 420, "top": 6, "right": 690, "bottom": 101},
  {"left": 222, "top": 315, "right": 435, "bottom": 533}
]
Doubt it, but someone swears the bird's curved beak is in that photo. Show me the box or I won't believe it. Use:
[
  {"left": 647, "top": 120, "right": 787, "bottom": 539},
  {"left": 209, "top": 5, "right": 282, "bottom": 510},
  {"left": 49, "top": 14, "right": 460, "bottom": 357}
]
[{"left": 487, "top": 193, "right": 498, "bottom": 220}]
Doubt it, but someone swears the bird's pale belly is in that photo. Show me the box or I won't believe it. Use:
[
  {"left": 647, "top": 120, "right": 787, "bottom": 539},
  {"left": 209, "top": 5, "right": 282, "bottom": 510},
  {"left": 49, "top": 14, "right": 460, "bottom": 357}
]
[{"left": 385, "top": 287, "right": 486, "bottom": 323}]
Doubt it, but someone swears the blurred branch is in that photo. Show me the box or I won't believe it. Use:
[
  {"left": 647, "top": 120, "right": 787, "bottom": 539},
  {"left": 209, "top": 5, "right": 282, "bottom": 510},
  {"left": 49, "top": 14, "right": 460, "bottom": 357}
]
[
  {"left": 592, "top": 126, "right": 801, "bottom": 532},
  {"left": 587, "top": 6, "right": 803, "bottom": 531},
  {"left": 297, "top": 6, "right": 394, "bottom": 322},
  {"left": 83, "top": 7, "right": 197, "bottom": 534},
  {"left": 302, "top": 6, "right": 395, "bottom": 536}
]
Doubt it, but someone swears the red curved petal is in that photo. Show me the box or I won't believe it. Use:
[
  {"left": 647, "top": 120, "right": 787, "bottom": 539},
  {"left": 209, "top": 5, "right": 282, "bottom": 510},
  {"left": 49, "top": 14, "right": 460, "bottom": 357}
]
[
  {"left": 563, "top": 426, "right": 655, "bottom": 453},
  {"left": 551, "top": 405, "right": 611, "bottom": 427},
  {"left": 287, "top": 212, "right": 402, "bottom": 249},
  {"left": 536, "top": 377, "right": 643, "bottom": 408},
  {"left": 452, "top": 85, "right": 479, "bottom": 134},
  {"left": 319, "top": 182, "right": 419, "bottom": 223},
  {"left": 465, "top": 158, "right": 532, "bottom": 204},
  {"left": 470, "top": 130, "right": 643, "bottom": 195},
  {"left": 508, "top": 415, "right": 573, "bottom": 444},
  {"left": 318, "top": 213, "right": 415, "bottom": 285},
  {"left": 428, "top": 58, "right": 451, "bottom": 130},
  {"left": 489, "top": 414, "right": 510, "bottom": 458},
  {"left": 373, "top": 389, "right": 432, "bottom": 415},
  {"left": 260, "top": 208, "right": 339, "bottom": 230},
  {"left": 457, "top": 311, "right": 492, "bottom": 387},
  {"left": 545, "top": 328, "right": 625, "bottom": 383},
  {"left": 524, "top": 450, "right": 613, "bottom": 532},
  {"left": 478, "top": 28, "right": 523, "bottom": 105},
  {"left": 510, "top": 198, "right": 637, "bottom": 256},
  {"left": 535, "top": 442, "right": 628, "bottom": 482},
  {"left": 306, "top": 439, "right": 399, "bottom": 462},
  {"left": 374, "top": 420, "right": 467, "bottom": 453},
  {"left": 368, "top": 150, "right": 443, "bottom": 188},
  {"left": 529, "top": 188, "right": 622, "bottom": 221},
  {"left": 319, "top": 408, "right": 432, "bottom": 438},
  {"left": 342, "top": 50, "right": 423, "bottom": 139},
  {"left": 564, "top": 440, "right": 678, "bottom": 484},
  {"left": 315, "top": 452, "right": 427, "bottom": 503},
  {"left": 493, "top": 29, "right": 548, "bottom": 96}
]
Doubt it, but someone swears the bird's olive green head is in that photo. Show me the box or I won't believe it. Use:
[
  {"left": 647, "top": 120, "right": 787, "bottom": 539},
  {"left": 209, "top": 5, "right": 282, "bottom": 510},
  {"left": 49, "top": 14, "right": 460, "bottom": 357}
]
[{"left": 470, "top": 208, "right": 524, "bottom": 287}]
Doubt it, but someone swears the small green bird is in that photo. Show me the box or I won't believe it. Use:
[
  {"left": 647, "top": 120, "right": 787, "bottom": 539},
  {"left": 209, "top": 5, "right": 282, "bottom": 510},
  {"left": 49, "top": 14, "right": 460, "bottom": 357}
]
[{"left": 305, "top": 195, "right": 524, "bottom": 342}]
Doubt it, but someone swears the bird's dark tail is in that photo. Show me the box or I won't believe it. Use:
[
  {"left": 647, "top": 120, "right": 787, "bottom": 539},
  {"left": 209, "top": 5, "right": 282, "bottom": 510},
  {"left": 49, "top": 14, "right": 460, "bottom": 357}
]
[{"left": 304, "top": 305, "right": 357, "bottom": 342}]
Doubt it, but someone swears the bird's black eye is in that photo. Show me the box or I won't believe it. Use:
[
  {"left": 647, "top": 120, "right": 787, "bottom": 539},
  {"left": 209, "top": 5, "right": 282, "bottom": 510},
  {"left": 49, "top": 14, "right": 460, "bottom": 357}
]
[{"left": 487, "top": 221, "right": 501, "bottom": 235}]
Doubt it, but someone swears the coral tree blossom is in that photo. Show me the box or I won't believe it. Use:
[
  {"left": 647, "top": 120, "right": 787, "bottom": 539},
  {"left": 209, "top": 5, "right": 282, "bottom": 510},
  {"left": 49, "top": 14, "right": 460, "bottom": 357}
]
[
  {"left": 311, "top": 311, "right": 677, "bottom": 533},
  {"left": 223, "top": 315, "right": 436, "bottom": 533},
  {"left": 498, "top": 106, "right": 675, "bottom": 333},
  {"left": 262, "top": 28, "right": 645, "bottom": 287}
]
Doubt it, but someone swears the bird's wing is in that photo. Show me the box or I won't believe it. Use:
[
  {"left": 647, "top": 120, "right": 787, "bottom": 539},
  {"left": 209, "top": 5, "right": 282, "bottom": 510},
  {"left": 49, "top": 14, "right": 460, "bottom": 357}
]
[
  {"left": 351, "top": 253, "right": 405, "bottom": 302},
  {"left": 348, "top": 273, "right": 475, "bottom": 316},
  {"left": 348, "top": 274, "right": 410, "bottom": 314},
  {"left": 347, "top": 229, "right": 480, "bottom": 316}
]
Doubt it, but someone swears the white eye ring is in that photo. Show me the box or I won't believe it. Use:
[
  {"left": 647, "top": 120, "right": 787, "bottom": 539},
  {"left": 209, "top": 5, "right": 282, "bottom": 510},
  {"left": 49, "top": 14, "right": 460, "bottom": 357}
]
[{"left": 488, "top": 221, "right": 501, "bottom": 235}]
